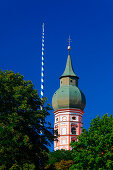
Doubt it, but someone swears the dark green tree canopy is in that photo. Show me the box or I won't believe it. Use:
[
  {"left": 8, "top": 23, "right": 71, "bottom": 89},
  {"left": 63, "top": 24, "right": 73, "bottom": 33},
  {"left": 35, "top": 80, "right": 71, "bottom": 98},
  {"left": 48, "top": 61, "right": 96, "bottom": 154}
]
[
  {"left": 70, "top": 114, "right": 113, "bottom": 169},
  {"left": 0, "top": 70, "right": 54, "bottom": 169}
]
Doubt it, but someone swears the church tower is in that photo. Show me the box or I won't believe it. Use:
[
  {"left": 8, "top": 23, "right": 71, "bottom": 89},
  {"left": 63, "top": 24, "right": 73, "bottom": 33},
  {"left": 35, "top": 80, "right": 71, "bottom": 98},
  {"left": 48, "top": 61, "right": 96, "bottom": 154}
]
[{"left": 52, "top": 41, "right": 86, "bottom": 150}]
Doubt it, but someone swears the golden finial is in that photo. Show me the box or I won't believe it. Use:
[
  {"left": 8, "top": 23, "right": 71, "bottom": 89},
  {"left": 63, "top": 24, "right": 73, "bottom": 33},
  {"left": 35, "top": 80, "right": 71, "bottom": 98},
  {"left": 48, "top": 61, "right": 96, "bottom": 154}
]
[{"left": 68, "top": 35, "right": 71, "bottom": 52}]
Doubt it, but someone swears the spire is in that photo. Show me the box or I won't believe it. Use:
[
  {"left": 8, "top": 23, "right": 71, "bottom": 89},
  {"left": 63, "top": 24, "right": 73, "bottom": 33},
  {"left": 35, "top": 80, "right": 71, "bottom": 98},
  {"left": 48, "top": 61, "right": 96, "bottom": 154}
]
[{"left": 60, "top": 36, "right": 79, "bottom": 79}]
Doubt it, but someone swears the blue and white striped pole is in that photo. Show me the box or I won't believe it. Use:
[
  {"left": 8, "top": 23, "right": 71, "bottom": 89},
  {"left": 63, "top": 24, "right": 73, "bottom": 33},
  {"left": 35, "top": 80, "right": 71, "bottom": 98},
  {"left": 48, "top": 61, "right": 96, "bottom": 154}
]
[{"left": 41, "top": 23, "right": 44, "bottom": 99}]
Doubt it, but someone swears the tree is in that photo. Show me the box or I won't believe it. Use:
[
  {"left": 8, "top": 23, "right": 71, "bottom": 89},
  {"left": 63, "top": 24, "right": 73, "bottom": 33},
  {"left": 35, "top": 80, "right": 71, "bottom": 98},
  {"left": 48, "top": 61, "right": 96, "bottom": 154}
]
[
  {"left": 70, "top": 114, "right": 113, "bottom": 169},
  {"left": 45, "top": 149, "right": 74, "bottom": 169},
  {"left": 55, "top": 160, "right": 74, "bottom": 170},
  {"left": 0, "top": 70, "right": 54, "bottom": 169}
]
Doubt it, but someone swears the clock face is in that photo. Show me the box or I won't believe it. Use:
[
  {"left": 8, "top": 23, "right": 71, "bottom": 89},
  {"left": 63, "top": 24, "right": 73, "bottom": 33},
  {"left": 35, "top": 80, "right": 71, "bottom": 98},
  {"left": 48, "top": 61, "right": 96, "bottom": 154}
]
[{"left": 62, "top": 116, "right": 67, "bottom": 121}]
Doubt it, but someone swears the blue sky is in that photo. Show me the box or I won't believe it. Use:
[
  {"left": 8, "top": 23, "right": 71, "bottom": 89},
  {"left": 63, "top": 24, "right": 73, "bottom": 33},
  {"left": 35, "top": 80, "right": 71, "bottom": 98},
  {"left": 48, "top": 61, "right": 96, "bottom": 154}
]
[{"left": 0, "top": 0, "right": 113, "bottom": 150}]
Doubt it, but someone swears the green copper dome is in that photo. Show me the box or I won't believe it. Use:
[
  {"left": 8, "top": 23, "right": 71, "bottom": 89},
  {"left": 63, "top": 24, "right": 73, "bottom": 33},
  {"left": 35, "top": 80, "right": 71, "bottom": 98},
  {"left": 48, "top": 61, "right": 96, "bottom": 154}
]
[
  {"left": 52, "top": 85, "right": 86, "bottom": 111},
  {"left": 52, "top": 47, "right": 86, "bottom": 111}
]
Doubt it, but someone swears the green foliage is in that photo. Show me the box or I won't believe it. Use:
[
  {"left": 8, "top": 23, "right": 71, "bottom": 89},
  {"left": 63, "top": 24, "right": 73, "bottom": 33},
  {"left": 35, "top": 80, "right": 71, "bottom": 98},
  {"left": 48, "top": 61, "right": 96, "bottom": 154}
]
[
  {"left": 9, "top": 163, "right": 35, "bottom": 170},
  {"left": 0, "top": 70, "right": 54, "bottom": 169},
  {"left": 45, "top": 149, "right": 74, "bottom": 169},
  {"left": 70, "top": 114, "right": 113, "bottom": 169},
  {"left": 55, "top": 160, "right": 74, "bottom": 170}
]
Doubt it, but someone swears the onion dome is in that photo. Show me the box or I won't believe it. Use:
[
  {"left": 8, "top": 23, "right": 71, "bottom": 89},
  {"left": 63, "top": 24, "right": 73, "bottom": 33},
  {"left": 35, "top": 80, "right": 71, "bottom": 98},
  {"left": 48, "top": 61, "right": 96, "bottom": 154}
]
[{"left": 52, "top": 45, "right": 86, "bottom": 111}]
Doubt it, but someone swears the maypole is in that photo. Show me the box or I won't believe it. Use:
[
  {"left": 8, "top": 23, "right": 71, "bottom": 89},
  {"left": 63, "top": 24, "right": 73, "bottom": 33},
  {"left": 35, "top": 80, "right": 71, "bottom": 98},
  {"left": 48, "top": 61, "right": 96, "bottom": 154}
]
[{"left": 41, "top": 23, "right": 44, "bottom": 99}]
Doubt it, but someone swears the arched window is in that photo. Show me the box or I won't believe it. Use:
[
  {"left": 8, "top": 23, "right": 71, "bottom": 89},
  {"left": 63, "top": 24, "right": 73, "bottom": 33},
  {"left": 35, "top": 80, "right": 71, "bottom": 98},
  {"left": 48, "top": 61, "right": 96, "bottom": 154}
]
[{"left": 71, "top": 127, "right": 76, "bottom": 134}]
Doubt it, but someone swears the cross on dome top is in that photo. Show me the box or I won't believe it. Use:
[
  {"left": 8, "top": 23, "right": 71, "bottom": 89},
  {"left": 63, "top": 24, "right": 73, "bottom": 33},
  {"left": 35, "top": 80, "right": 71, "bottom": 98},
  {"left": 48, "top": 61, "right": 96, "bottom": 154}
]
[{"left": 68, "top": 35, "right": 71, "bottom": 46}]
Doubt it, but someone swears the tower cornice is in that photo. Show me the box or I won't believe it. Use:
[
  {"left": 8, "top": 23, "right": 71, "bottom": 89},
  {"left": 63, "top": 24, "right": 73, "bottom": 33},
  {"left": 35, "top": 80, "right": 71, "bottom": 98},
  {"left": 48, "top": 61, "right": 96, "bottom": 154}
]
[{"left": 54, "top": 108, "right": 84, "bottom": 115}]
